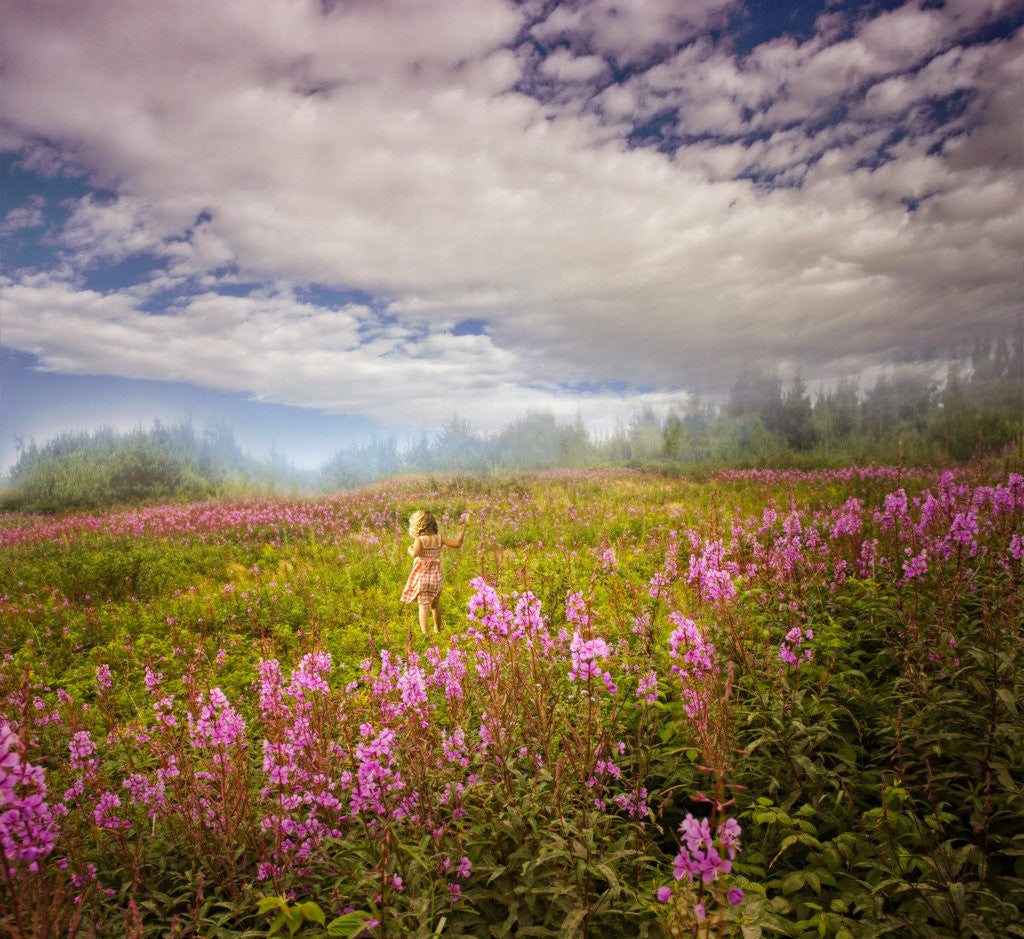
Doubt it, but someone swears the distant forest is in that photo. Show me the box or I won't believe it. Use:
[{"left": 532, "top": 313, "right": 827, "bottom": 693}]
[{"left": 3, "top": 336, "right": 1022, "bottom": 512}]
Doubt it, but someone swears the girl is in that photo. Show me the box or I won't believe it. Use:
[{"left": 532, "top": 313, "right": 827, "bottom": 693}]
[{"left": 401, "top": 509, "right": 466, "bottom": 633}]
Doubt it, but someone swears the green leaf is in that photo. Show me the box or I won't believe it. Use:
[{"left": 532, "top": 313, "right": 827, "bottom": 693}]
[
  {"left": 327, "top": 911, "right": 377, "bottom": 937},
  {"left": 948, "top": 881, "right": 966, "bottom": 916},
  {"left": 257, "top": 897, "right": 287, "bottom": 916},
  {"left": 559, "top": 908, "right": 587, "bottom": 937},
  {"left": 301, "top": 901, "right": 326, "bottom": 925},
  {"left": 781, "top": 871, "right": 805, "bottom": 895}
]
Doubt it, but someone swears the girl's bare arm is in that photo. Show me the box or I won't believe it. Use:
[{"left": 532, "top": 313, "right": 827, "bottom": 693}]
[
  {"left": 408, "top": 536, "right": 422, "bottom": 557},
  {"left": 442, "top": 526, "right": 466, "bottom": 548}
]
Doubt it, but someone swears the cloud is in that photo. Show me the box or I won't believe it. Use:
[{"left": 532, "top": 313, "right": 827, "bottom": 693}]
[
  {"left": 1, "top": 0, "right": 1020, "bottom": 430},
  {"left": 1, "top": 199, "right": 46, "bottom": 236},
  {"left": 539, "top": 49, "right": 609, "bottom": 83},
  {"left": 531, "top": 0, "right": 738, "bottom": 64},
  {"left": 0, "top": 273, "right": 688, "bottom": 434}
]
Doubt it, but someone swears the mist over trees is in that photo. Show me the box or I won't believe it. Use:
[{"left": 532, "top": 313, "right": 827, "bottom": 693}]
[
  {"left": 2, "top": 419, "right": 279, "bottom": 512},
  {"left": 3, "top": 337, "right": 1021, "bottom": 512}
]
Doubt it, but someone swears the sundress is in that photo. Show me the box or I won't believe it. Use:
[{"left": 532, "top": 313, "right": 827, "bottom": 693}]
[{"left": 401, "top": 540, "right": 443, "bottom": 604}]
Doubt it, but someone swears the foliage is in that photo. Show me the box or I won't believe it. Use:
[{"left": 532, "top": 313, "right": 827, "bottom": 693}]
[
  {"left": 0, "top": 463, "right": 1022, "bottom": 936},
  {"left": 2, "top": 418, "right": 293, "bottom": 514}
]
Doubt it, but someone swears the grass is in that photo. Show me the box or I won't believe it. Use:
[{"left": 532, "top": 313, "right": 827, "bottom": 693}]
[{"left": 1, "top": 465, "right": 1022, "bottom": 937}]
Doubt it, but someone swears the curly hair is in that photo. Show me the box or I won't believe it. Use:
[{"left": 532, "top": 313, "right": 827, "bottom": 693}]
[{"left": 408, "top": 509, "right": 438, "bottom": 538}]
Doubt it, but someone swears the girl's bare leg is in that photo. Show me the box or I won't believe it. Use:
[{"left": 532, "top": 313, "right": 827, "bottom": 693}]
[
  {"left": 431, "top": 597, "right": 441, "bottom": 632},
  {"left": 418, "top": 602, "right": 431, "bottom": 634}
]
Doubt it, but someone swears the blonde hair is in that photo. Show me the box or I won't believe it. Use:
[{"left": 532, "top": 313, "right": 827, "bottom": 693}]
[{"left": 408, "top": 509, "right": 438, "bottom": 538}]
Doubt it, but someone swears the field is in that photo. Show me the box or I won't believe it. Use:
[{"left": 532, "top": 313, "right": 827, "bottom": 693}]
[{"left": 1, "top": 466, "right": 1022, "bottom": 937}]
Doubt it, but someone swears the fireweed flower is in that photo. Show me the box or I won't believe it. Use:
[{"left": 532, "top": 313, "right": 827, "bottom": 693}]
[
  {"left": 188, "top": 687, "right": 246, "bottom": 760},
  {"left": 950, "top": 511, "right": 979, "bottom": 553},
  {"left": 568, "top": 631, "right": 616, "bottom": 692},
  {"left": 778, "top": 627, "right": 814, "bottom": 669},
  {"left": 94, "top": 663, "right": 113, "bottom": 690},
  {"left": 0, "top": 723, "right": 59, "bottom": 871},
  {"left": 668, "top": 615, "right": 716, "bottom": 675},
  {"left": 143, "top": 667, "right": 163, "bottom": 692},
  {"left": 829, "top": 497, "right": 863, "bottom": 539},
  {"left": 466, "top": 577, "right": 514, "bottom": 635},
  {"left": 396, "top": 663, "right": 429, "bottom": 713},
  {"left": 667, "top": 614, "right": 718, "bottom": 720},
  {"left": 565, "top": 591, "right": 592, "bottom": 628},
  {"left": 91, "top": 791, "right": 126, "bottom": 830},
  {"left": 687, "top": 539, "right": 738, "bottom": 603},
  {"left": 350, "top": 726, "right": 404, "bottom": 818},
  {"left": 877, "top": 489, "right": 908, "bottom": 528},
  {"left": 613, "top": 786, "right": 649, "bottom": 820},
  {"left": 597, "top": 545, "right": 618, "bottom": 573},
  {"left": 635, "top": 669, "right": 659, "bottom": 704},
  {"left": 672, "top": 813, "right": 742, "bottom": 886},
  {"left": 441, "top": 728, "right": 470, "bottom": 767},
  {"left": 257, "top": 658, "right": 284, "bottom": 718},
  {"left": 69, "top": 730, "right": 98, "bottom": 770},
  {"left": 647, "top": 570, "right": 671, "bottom": 600},
  {"left": 901, "top": 549, "right": 929, "bottom": 584},
  {"left": 123, "top": 772, "right": 167, "bottom": 818}
]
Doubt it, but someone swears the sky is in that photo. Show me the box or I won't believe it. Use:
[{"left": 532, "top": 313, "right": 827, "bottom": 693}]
[{"left": 2, "top": 0, "right": 1022, "bottom": 473}]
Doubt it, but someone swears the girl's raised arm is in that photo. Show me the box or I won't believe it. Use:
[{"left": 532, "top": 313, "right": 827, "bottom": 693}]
[{"left": 442, "top": 525, "right": 466, "bottom": 548}]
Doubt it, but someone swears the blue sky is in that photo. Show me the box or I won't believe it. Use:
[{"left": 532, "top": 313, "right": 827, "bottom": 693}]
[{"left": 2, "top": 0, "right": 1021, "bottom": 473}]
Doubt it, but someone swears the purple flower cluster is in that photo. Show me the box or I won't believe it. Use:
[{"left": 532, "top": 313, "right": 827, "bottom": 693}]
[
  {"left": 188, "top": 687, "right": 246, "bottom": 758},
  {"left": 568, "top": 631, "right": 616, "bottom": 693},
  {"left": 667, "top": 613, "right": 718, "bottom": 720},
  {"left": 686, "top": 537, "right": 739, "bottom": 604},
  {"left": 672, "top": 814, "right": 742, "bottom": 886},
  {"left": 778, "top": 627, "right": 814, "bottom": 669},
  {"left": 1, "top": 723, "right": 58, "bottom": 872}
]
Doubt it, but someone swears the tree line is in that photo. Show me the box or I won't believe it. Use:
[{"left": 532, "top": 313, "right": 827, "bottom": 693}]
[
  {"left": 325, "top": 334, "right": 1022, "bottom": 485},
  {"left": 3, "top": 336, "right": 1021, "bottom": 512}
]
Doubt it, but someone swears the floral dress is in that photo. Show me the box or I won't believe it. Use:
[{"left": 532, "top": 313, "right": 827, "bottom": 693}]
[{"left": 401, "top": 539, "right": 443, "bottom": 604}]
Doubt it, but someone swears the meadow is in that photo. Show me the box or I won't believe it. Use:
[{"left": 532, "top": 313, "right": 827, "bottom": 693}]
[{"left": 1, "top": 464, "right": 1022, "bottom": 937}]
